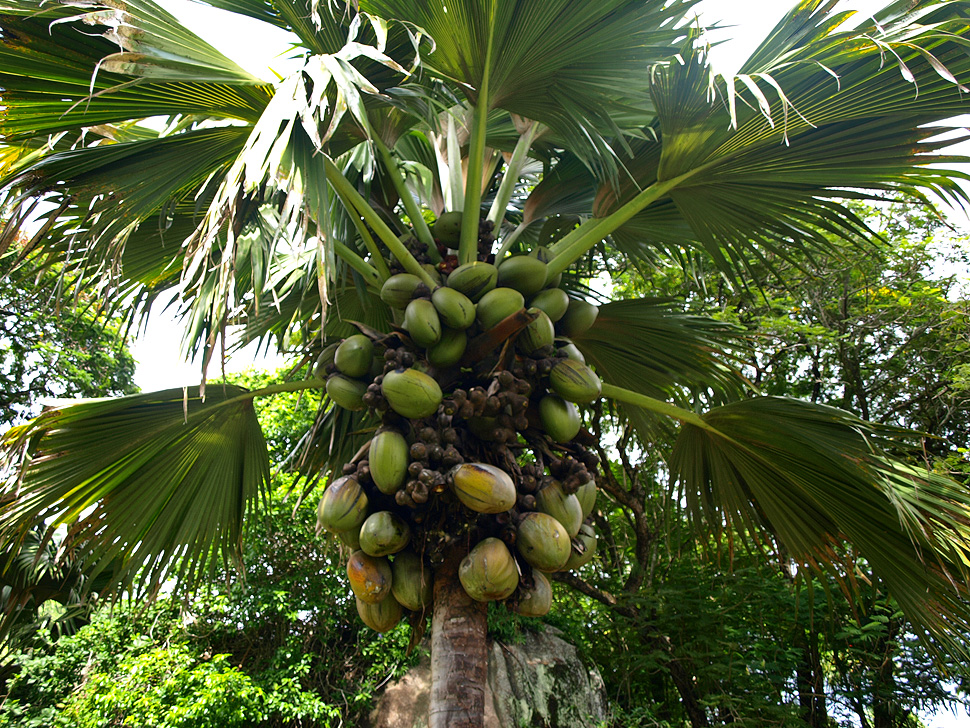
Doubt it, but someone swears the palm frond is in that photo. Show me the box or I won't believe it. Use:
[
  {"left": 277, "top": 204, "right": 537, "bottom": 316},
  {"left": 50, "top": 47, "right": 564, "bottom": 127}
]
[
  {"left": 0, "top": 385, "right": 270, "bottom": 596},
  {"left": 571, "top": 298, "right": 748, "bottom": 443},
  {"left": 585, "top": 1, "right": 970, "bottom": 282},
  {"left": 0, "top": 0, "right": 272, "bottom": 139},
  {"left": 669, "top": 396, "right": 970, "bottom": 658},
  {"left": 360, "top": 0, "right": 700, "bottom": 173}
]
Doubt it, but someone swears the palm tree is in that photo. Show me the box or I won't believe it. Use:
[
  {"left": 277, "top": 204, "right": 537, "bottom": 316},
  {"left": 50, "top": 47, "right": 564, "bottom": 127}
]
[{"left": 3, "top": 0, "right": 970, "bottom": 725}]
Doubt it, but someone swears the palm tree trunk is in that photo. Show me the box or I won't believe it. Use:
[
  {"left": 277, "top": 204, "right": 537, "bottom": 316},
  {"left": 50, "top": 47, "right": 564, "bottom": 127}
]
[{"left": 429, "top": 547, "right": 488, "bottom": 728}]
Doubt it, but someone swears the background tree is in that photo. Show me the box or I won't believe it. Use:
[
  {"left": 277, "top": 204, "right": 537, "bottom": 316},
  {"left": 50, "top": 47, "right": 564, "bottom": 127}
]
[
  {"left": 4, "top": 2, "right": 970, "bottom": 727},
  {"left": 0, "top": 255, "right": 136, "bottom": 425}
]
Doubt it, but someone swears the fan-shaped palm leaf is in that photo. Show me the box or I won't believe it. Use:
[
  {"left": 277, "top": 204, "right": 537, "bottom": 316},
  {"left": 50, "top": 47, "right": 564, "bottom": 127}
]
[{"left": 0, "top": 385, "right": 271, "bottom": 595}]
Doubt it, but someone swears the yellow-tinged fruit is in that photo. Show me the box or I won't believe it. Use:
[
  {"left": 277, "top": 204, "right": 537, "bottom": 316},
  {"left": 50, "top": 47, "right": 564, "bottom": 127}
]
[
  {"left": 514, "top": 571, "right": 553, "bottom": 618},
  {"left": 476, "top": 287, "right": 525, "bottom": 330},
  {"left": 548, "top": 359, "right": 601, "bottom": 403},
  {"left": 497, "top": 255, "right": 548, "bottom": 297},
  {"left": 334, "top": 334, "right": 374, "bottom": 378},
  {"left": 427, "top": 328, "right": 467, "bottom": 368},
  {"left": 347, "top": 550, "right": 392, "bottom": 604},
  {"left": 326, "top": 374, "right": 367, "bottom": 411},
  {"left": 459, "top": 537, "right": 519, "bottom": 602},
  {"left": 391, "top": 551, "right": 433, "bottom": 611},
  {"left": 539, "top": 394, "right": 581, "bottom": 443},
  {"left": 433, "top": 210, "right": 463, "bottom": 244},
  {"left": 536, "top": 480, "right": 583, "bottom": 538},
  {"left": 359, "top": 511, "right": 411, "bottom": 557},
  {"left": 404, "top": 298, "right": 442, "bottom": 347},
  {"left": 432, "top": 286, "right": 476, "bottom": 330},
  {"left": 446, "top": 262, "right": 497, "bottom": 301},
  {"left": 518, "top": 308, "right": 555, "bottom": 354},
  {"left": 558, "top": 298, "right": 599, "bottom": 338},
  {"left": 370, "top": 430, "right": 409, "bottom": 495},
  {"left": 564, "top": 522, "right": 597, "bottom": 570},
  {"left": 356, "top": 595, "right": 403, "bottom": 632},
  {"left": 381, "top": 368, "right": 443, "bottom": 419},
  {"left": 451, "top": 462, "right": 516, "bottom": 514},
  {"left": 529, "top": 288, "right": 569, "bottom": 322},
  {"left": 516, "top": 512, "right": 571, "bottom": 572},
  {"left": 381, "top": 273, "right": 422, "bottom": 309},
  {"left": 317, "top": 476, "right": 369, "bottom": 534}
]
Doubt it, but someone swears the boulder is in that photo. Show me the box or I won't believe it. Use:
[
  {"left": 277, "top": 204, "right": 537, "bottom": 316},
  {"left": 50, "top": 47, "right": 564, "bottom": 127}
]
[{"left": 365, "top": 628, "right": 606, "bottom": 728}]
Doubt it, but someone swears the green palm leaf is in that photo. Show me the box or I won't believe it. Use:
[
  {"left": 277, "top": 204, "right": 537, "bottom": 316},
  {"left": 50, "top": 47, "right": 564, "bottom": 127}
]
[
  {"left": 668, "top": 396, "right": 970, "bottom": 656},
  {"left": 564, "top": 0, "right": 970, "bottom": 282},
  {"left": 0, "top": 386, "right": 270, "bottom": 596},
  {"left": 360, "top": 0, "right": 698, "bottom": 171}
]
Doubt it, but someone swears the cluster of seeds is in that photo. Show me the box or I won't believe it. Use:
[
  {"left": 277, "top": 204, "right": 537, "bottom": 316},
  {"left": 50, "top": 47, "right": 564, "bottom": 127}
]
[{"left": 315, "top": 213, "right": 603, "bottom": 631}]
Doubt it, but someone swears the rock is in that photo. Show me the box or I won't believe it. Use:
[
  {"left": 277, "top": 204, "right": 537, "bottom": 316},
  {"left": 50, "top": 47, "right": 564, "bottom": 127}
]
[{"left": 365, "top": 627, "right": 606, "bottom": 728}]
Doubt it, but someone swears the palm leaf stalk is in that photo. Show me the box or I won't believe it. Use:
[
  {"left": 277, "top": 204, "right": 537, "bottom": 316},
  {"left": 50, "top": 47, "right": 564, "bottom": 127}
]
[{"left": 5, "top": 1, "right": 970, "bottom": 725}]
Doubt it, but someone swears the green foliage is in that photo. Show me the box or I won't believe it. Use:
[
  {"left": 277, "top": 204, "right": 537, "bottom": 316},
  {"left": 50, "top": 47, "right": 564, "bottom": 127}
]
[
  {"left": 0, "top": 257, "right": 137, "bottom": 426},
  {"left": 62, "top": 647, "right": 265, "bottom": 728}
]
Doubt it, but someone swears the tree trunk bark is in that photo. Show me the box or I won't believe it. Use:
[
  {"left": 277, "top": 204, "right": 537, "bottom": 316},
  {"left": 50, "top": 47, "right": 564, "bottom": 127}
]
[{"left": 429, "top": 546, "right": 488, "bottom": 728}]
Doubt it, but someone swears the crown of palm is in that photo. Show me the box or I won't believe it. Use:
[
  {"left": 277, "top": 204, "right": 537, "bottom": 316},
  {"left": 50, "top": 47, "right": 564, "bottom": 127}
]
[{"left": 2, "top": 0, "right": 970, "bottom": 659}]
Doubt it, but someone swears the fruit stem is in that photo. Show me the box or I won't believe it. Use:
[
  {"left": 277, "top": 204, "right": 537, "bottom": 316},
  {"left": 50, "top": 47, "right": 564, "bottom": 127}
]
[
  {"left": 333, "top": 241, "right": 383, "bottom": 288},
  {"left": 545, "top": 167, "right": 705, "bottom": 277},
  {"left": 323, "top": 156, "right": 438, "bottom": 289},
  {"left": 375, "top": 139, "right": 441, "bottom": 264},
  {"left": 487, "top": 119, "right": 539, "bottom": 231},
  {"left": 458, "top": 17, "right": 495, "bottom": 266},
  {"left": 333, "top": 202, "right": 390, "bottom": 282},
  {"left": 600, "top": 383, "right": 713, "bottom": 431}
]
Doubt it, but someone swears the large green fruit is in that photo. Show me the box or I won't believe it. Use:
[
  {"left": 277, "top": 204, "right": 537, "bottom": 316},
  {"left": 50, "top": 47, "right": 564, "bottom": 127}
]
[
  {"left": 516, "top": 512, "right": 571, "bottom": 572},
  {"left": 314, "top": 341, "right": 340, "bottom": 378},
  {"left": 564, "top": 522, "right": 597, "bottom": 570},
  {"left": 356, "top": 595, "right": 403, "bottom": 632},
  {"left": 530, "top": 243, "right": 563, "bottom": 288},
  {"left": 334, "top": 334, "right": 374, "bottom": 378},
  {"left": 391, "top": 551, "right": 433, "bottom": 611},
  {"left": 433, "top": 210, "right": 463, "bottom": 245},
  {"left": 558, "top": 298, "right": 599, "bottom": 337},
  {"left": 557, "top": 341, "right": 586, "bottom": 363},
  {"left": 575, "top": 478, "right": 597, "bottom": 519},
  {"left": 431, "top": 286, "right": 476, "bottom": 330},
  {"left": 446, "top": 262, "right": 497, "bottom": 301},
  {"left": 459, "top": 537, "right": 519, "bottom": 602},
  {"left": 496, "top": 255, "right": 548, "bottom": 297},
  {"left": 359, "top": 511, "right": 411, "bottom": 557},
  {"left": 536, "top": 480, "right": 583, "bottom": 537},
  {"left": 514, "top": 571, "right": 553, "bottom": 618},
  {"left": 380, "top": 273, "right": 422, "bottom": 309},
  {"left": 370, "top": 430, "right": 409, "bottom": 495},
  {"left": 404, "top": 298, "right": 442, "bottom": 347},
  {"left": 326, "top": 374, "right": 367, "bottom": 411},
  {"left": 528, "top": 288, "right": 569, "bottom": 322},
  {"left": 548, "top": 359, "right": 601, "bottom": 403},
  {"left": 347, "top": 550, "right": 392, "bottom": 604},
  {"left": 451, "top": 462, "right": 516, "bottom": 513},
  {"left": 476, "top": 287, "right": 525, "bottom": 330},
  {"left": 538, "top": 394, "right": 581, "bottom": 443},
  {"left": 381, "top": 368, "right": 443, "bottom": 419},
  {"left": 317, "top": 476, "right": 369, "bottom": 534},
  {"left": 517, "top": 309, "right": 555, "bottom": 355},
  {"left": 427, "top": 328, "right": 467, "bottom": 368}
]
